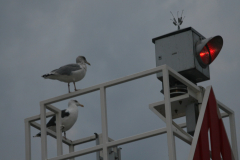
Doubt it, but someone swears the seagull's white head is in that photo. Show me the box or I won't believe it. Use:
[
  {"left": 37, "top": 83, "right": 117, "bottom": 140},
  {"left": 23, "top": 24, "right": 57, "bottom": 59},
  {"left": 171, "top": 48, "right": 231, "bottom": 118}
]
[
  {"left": 76, "top": 56, "right": 91, "bottom": 66},
  {"left": 69, "top": 99, "right": 84, "bottom": 107}
]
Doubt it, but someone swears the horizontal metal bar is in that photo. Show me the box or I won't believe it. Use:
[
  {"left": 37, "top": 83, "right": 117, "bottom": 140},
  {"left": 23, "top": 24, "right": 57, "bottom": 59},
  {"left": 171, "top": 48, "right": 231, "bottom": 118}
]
[
  {"left": 221, "top": 112, "right": 229, "bottom": 118},
  {"left": 108, "top": 137, "right": 114, "bottom": 142},
  {"left": 173, "top": 113, "right": 228, "bottom": 145},
  {"left": 149, "top": 103, "right": 228, "bottom": 146},
  {"left": 167, "top": 66, "right": 200, "bottom": 93},
  {"left": 173, "top": 128, "right": 192, "bottom": 145},
  {"left": 72, "top": 135, "right": 97, "bottom": 146},
  {"left": 42, "top": 87, "right": 100, "bottom": 105},
  {"left": 107, "top": 123, "right": 186, "bottom": 148},
  {"left": 30, "top": 122, "right": 72, "bottom": 145},
  {"left": 149, "top": 93, "right": 192, "bottom": 108},
  {"left": 48, "top": 144, "right": 103, "bottom": 160},
  {"left": 149, "top": 100, "right": 193, "bottom": 145},
  {"left": 46, "top": 104, "right": 61, "bottom": 113},
  {"left": 187, "top": 88, "right": 198, "bottom": 100},
  {"left": 103, "top": 65, "right": 165, "bottom": 88},
  {"left": 217, "top": 100, "right": 234, "bottom": 114},
  {"left": 41, "top": 65, "right": 165, "bottom": 105},
  {"left": 171, "top": 120, "right": 192, "bottom": 144},
  {"left": 24, "top": 112, "right": 55, "bottom": 123}
]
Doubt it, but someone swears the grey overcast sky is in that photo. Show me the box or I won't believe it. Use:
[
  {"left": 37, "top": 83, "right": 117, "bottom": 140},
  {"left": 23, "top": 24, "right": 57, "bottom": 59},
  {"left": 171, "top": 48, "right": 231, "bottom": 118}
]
[{"left": 0, "top": 1, "right": 240, "bottom": 160}]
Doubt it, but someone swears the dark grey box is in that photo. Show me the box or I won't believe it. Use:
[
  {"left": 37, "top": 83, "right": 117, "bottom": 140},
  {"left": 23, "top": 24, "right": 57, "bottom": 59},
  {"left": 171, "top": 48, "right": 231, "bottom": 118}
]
[{"left": 152, "top": 27, "right": 210, "bottom": 84}]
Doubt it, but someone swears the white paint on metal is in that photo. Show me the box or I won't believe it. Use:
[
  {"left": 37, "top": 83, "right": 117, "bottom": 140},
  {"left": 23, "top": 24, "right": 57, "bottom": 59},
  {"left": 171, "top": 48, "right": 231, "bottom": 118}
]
[
  {"left": 72, "top": 135, "right": 96, "bottom": 146},
  {"left": 149, "top": 100, "right": 193, "bottom": 145},
  {"left": 40, "top": 102, "right": 47, "bottom": 160},
  {"left": 46, "top": 104, "right": 63, "bottom": 156},
  {"left": 173, "top": 128, "right": 192, "bottom": 145},
  {"left": 25, "top": 111, "right": 55, "bottom": 122},
  {"left": 69, "top": 145, "right": 75, "bottom": 160},
  {"left": 24, "top": 65, "right": 238, "bottom": 160},
  {"left": 100, "top": 87, "right": 109, "bottom": 160},
  {"left": 41, "top": 65, "right": 165, "bottom": 105},
  {"left": 55, "top": 108, "right": 63, "bottom": 156},
  {"left": 229, "top": 113, "right": 239, "bottom": 160},
  {"left": 30, "top": 122, "right": 72, "bottom": 145},
  {"left": 48, "top": 145, "right": 103, "bottom": 160},
  {"left": 217, "top": 100, "right": 234, "bottom": 114},
  {"left": 216, "top": 100, "right": 238, "bottom": 159},
  {"left": 25, "top": 120, "right": 31, "bottom": 160},
  {"left": 163, "top": 67, "right": 176, "bottom": 160},
  {"left": 187, "top": 86, "right": 211, "bottom": 160},
  {"left": 187, "top": 87, "right": 198, "bottom": 100},
  {"left": 107, "top": 126, "right": 174, "bottom": 147},
  {"left": 149, "top": 93, "right": 197, "bottom": 119}
]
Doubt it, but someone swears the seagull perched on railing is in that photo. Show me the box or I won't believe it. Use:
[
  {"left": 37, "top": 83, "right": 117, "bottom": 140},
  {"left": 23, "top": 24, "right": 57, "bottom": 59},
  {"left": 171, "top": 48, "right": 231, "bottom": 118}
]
[
  {"left": 42, "top": 56, "right": 91, "bottom": 93},
  {"left": 33, "top": 100, "right": 84, "bottom": 139}
]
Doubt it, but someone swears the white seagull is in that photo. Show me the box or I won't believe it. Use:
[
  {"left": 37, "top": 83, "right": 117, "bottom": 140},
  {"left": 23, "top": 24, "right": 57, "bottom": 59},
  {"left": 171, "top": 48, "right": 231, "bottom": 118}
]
[
  {"left": 34, "top": 100, "right": 84, "bottom": 139},
  {"left": 42, "top": 56, "right": 91, "bottom": 93}
]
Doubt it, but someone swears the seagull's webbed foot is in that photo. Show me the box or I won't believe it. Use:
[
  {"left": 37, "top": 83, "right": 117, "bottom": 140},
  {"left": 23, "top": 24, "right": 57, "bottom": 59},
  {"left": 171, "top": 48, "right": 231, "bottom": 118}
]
[{"left": 63, "top": 136, "right": 72, "bottom": 142}]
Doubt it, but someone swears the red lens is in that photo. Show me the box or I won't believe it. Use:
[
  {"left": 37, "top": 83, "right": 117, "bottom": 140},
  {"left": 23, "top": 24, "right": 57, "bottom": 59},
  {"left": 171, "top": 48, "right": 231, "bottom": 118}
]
[
  {"left": 199, "top": 46, "right": 210, "bottom": 65},
  {"left": 208, "top": 44, "right": 217, "bottom": 62}
]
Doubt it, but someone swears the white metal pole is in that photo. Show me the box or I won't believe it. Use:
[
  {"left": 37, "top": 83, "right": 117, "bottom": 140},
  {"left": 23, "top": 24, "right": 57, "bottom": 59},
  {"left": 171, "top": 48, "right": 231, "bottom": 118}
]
[
  {"left": 196, "top": 86, "right": 204, "bottom": 111},
  {"left": 25, "top": 120, "right": 31, "bottom": 160},
  {"left": 56, "top": 110, "right": 63, "bottom": 156},
  {"left": 40, "top": 102, "right": 48, "bottom": 160},
  {"left": 100, "top": 87, "right": 109, "bottom": 160},
  {"left": 187, "top": 86, "right": 211, "bottom": 160},
  {"left": 229, "top": 113, "right": 239, "bottom": 160},
  {"left": 96, "top": 136, "right": 101, "bottom": 160},
  {"left": 162, "top": 67, "right": 176, "bottom": 160},
  {"left": 69, "top": 145, "right": 75, "bottom": 160}
]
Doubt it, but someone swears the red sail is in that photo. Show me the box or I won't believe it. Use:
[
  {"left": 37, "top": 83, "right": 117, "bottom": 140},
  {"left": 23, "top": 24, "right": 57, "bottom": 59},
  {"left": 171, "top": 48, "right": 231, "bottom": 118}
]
[{"left": 193, "top": 89, "right": 233, "bottom": 160}]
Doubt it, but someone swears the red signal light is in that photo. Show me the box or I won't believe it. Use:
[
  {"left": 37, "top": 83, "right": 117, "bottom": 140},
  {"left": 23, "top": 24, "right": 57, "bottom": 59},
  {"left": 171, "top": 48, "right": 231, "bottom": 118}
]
[
  {"left": 199, "top": 46, "right": 210, "bottom": 65},
  {"left": 196, "top": 36, "right": 223, "bottom": 68}
]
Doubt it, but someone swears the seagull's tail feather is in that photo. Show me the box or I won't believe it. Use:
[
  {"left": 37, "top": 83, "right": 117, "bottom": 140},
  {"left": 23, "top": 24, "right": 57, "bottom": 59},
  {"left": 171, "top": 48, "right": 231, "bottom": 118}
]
[
  {"left": 42, "top": 73, "right": 55, "bottom": 79},
  {"left": 33, "top": 132, "right": 41, "bottom": 138}
]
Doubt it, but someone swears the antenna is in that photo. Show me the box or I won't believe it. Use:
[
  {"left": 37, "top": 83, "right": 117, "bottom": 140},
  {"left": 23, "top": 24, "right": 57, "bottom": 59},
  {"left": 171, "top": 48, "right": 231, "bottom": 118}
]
[{"left": 170, "top": 10, "right": 185, "bottom": 30}]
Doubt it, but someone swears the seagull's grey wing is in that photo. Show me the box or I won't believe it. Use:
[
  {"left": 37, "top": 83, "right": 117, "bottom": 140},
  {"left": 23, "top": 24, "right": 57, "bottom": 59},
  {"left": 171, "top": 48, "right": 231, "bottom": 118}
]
[
  {"left": 46, "top": 109, "right": 70, "bottom": 127},
  {"left": 52, "top": 64, "right": 81, "bottom": 75}
]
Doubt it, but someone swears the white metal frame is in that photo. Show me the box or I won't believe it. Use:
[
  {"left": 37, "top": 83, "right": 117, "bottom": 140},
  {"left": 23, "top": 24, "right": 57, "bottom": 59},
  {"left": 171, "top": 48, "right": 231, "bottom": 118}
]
[{"left": 25, "top": 65, "right": 238, "bottom": 160}]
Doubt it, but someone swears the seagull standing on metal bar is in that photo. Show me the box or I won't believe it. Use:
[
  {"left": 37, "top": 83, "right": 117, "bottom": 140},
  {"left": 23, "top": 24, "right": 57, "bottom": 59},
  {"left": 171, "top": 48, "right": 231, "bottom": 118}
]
[
  {"left": 42, "top": 56, "right": 91, "bottom": 93},
  {"left": 33, "top": 100, "right": 84, "bottom": 139}
]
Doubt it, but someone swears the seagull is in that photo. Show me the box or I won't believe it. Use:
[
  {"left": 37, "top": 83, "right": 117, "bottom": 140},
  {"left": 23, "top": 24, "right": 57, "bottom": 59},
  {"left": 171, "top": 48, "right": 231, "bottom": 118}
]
[
  {"left": 42, "top": 56, "right": 91, "bottom": 93},
  {"left": 33, "top": 100, "right": 84, "bottom": 139}
]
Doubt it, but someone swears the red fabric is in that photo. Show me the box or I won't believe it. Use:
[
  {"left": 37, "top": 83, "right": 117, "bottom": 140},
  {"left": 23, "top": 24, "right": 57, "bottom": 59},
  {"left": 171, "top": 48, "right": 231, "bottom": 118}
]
[
  {"left": 208, "top": 90, "right": 221, "bottom": 160},
  {"left": 193, "top": 88, "right": 233, "bottom": 160}
]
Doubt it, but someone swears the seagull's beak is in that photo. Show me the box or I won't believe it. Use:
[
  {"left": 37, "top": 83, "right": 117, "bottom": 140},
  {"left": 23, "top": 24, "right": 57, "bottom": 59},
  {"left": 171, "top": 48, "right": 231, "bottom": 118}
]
[
  {"left": 85, "top": 61, "right": 91, "bottom": 66},
  {"left": 77, "top": 103, "right": 84, "bottom": 107}
]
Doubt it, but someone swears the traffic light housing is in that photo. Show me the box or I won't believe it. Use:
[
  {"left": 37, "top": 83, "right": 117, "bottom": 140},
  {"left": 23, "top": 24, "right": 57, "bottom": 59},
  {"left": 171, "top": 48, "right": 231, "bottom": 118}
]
[{"left": 152, "top": 27, "right": 223, "bottom": 84}]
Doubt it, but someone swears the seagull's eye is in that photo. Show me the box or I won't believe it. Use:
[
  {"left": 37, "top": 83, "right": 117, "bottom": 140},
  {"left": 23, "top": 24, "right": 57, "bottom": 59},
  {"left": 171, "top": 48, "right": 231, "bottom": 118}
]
[{"left": 74, "top": 100, "right": 77, "bottom": 103}]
